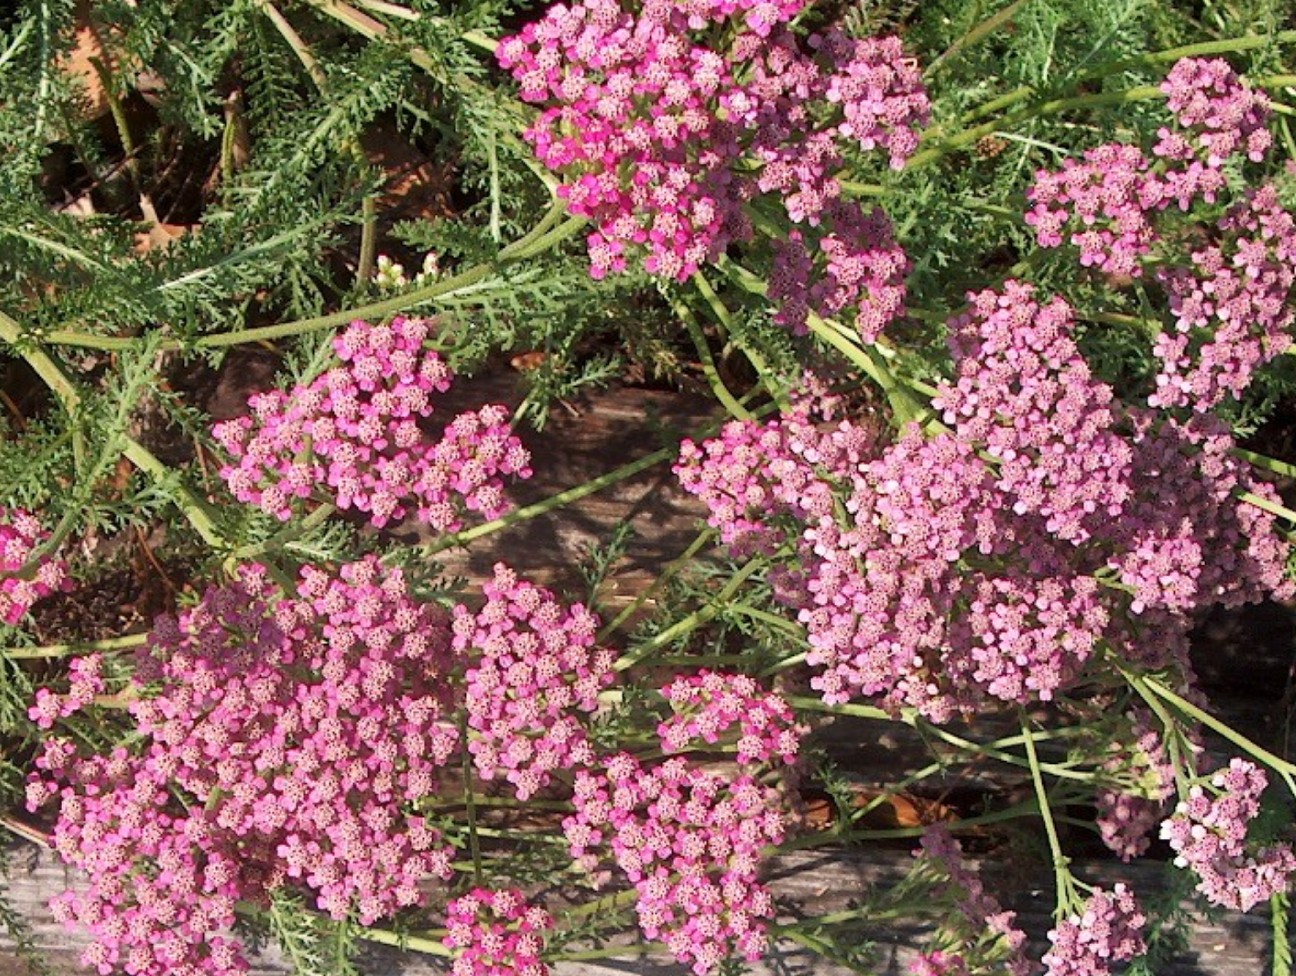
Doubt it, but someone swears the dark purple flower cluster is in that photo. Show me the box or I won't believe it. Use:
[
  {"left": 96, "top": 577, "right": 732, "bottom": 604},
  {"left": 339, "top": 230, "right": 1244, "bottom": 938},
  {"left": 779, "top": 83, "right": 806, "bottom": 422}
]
[
  {"left": 1094, "top": 710, "right": 1176, "bottom": 862},
  {"left": 1042, "top": 884, "right": 1147, "bottom": 976},
  {"left": 676, "top": 282, "right": 1294, "bottom": 718},
  {"left": 911, "top": 825, "right": 1032, "bottom": 976},
  {"left": 454, "top": 563, "right": 616, "bottom": 800},
  {"left": 498, "top": 1, "right": 928, "bottom": 340},
  {"left": 27, "top": 559, "right": 461, "bottom": 975},
  {"left": 1161, "top": 757, "right": 1296, "bottom": 911},
  {"left": 444, "top": 888, "right": 554, "bottom": 976},
  {"left": 214, "top": 317, "right": 531, "bottom": 529}
]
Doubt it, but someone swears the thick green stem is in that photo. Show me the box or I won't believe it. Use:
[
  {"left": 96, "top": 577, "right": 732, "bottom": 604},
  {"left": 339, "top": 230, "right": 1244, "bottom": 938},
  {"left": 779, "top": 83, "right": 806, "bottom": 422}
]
[
  {"left": 121, "top": 438, "right": 227, "bottom": 548},
  {"left": 355, "top": 925, "right": 452, "bottom": 958},
  {"left": 2, "top": 632, "right": 149, "bottom": 660},
  {"left": 674, "top": 294, "right": 751, "bottom": 420}
]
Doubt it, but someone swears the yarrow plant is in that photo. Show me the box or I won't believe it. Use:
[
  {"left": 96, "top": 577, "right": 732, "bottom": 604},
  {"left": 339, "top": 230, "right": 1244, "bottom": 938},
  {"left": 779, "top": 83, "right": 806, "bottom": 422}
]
[
  {"left": 213, "top": 316, "right": 532, "bottom": 529},
  {"left": 12, "top": 8, "right": 1296, "bottom": 976}
]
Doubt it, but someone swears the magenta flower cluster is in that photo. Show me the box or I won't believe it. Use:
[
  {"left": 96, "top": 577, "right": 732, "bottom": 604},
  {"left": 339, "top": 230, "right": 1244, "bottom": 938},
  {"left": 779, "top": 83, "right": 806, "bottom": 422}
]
[
  {"left": 0, "top": 506, "right": 72, "bottom": 626},
  {"left": 1160, "top": 757, "right": 1296, "bottom": 911},
  {"left": 444, "top": 888, "right": 554, "bottom": 976},
  {"left": 1025, "top": 58, "right": 1295, "bottom": 410},
  {"left": 1152, "top": 184, "right": 1296, "bottom": 410},
  {"left": 564, "top": 752, "right": 786, "bottom": 976},
  {"left": 28, "top": 653, "right": 104, "bottom": 730},
  {"left": 27, "top": 559, "right": 462, "bottom": 975},
  {"left": 1042, "top": 885, "right": 1147, "bottom": 976},
  {"left": 677, "top": 281, "right": 1294, "bottom": 719},
  {"left": 213, "top": 317, "right": 531, "bottom": 529},
  {"left": 453, "top": 563, "right": 616, "bottom": 800},
  {"left": 658, "top": 669, "right": 805, "bottom": 766},
  {"left": 497, "top": 0, "right": 928, "bottom": 340}
]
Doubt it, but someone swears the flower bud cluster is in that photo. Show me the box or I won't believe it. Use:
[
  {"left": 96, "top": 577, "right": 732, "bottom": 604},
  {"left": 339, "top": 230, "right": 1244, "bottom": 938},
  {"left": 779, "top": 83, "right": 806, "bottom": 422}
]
[
  {"left": 676, "top": 283, "right": 1293, "bottom": 719},
  {"left": 1160, "top": 57, "right": 1272, "bottom": 165},
  {"left": 1160, "top": 757, "right": 1296, "bottom": 911},
  {"left": 453, "top": 563, "right": 616, "bottom": 800},
  {"left": 658, "top": 670, "right": 805, "bottom": 766},
  {"left": 213, "top": 317, "right": 531, "bottom": 529},
  {"left": 1042, "top": 884, "right": 1147, "bottom": 976},
  {"left": 0, "top": 506, "right": 72, "bottom": 625},
  {"left": 444, "top": 888, "right": 554, "bottom": 976},
  {"left": 1094, "top": 711, "right": 1176, "bottom": 862},
  {"left": 564, "top": 752, "right": 786, "bottom": 976},
  {"left": 497, "top": 2, "right": 928, "bottom": 339},
  {"left": 28, "top": 559, "right": 462, "bottom": 975}
]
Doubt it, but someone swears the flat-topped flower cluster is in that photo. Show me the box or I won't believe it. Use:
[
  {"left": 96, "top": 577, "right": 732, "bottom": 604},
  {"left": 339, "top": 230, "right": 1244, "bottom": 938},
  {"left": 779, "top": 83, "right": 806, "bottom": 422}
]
[
  {"left": 498, "top": 0, "right": 929, "bottom": 341},
  {"left": 214, "top": 317, "right": 532, "bottom": 529},
  {"left": 677, "top": 281, "right": 1294, "bottom": 720}
]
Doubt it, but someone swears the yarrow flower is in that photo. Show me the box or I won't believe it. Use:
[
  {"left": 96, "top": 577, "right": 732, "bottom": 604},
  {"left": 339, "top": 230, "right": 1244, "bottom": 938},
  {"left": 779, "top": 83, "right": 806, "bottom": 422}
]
[
  {"left": 444, "top": 888, "right": 554, "bottom": 976},
  {"left": 498, "top": 1, "right": 928, "bottom": 339},
  {"left": 564, "top": 753, "right": 785, "bottom": 975},
  {"left": 28, "top": 654, "right": 104, "bottom": 730},
  {"left": 676, "top": 283, "right": 1294, "bottom": 719},
  {"left": 454, "top": 563, "right": 616, "bottom": 800},
  {"left": 658, "top": 670, "right": 805, "bottom": 767},
  {"left": 1094, "top": 710, "right": 1176, "bottom": 862},
  {"left": 1042, "top": 884, "right": 1147, "bottom": 976},
  {"left": 1160, "top": 757, "right": 1296, "bottom": 912},
  {"left": 28, "top": 559, "right": 462, "bottom": 975},
  {"left": 0, "top": 506, "right": 72, "bottom": 626},
  {"left": 213, "top": 316, "right": 531, "bottom": 529}
]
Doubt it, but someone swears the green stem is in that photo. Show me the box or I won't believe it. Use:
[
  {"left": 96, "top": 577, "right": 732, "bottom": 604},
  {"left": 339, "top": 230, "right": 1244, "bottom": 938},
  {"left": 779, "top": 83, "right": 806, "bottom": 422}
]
[
  {"left": 787, "top": 695, "right": 891, "bottom": 721},
  {"left": 1234, "top": 448, "right": 1296, "bottom": 480},
  {"left": 1134, "top": 673, "right": 1296, "bottom": 796},
  {"left": 355, "top": 925, "right": 452, "bottom": 958},
  {"left": 550, "top": 943, "right": 661, "bottom": 962},
  {"left": 597, "top": 527, "right": 713, "bottom": 641},
  {"left": 121, "top": 438, "right": 227, "bottom": 548},
  {"left": 1, "top": 632, "right": 149, "bottom": 660},
  {"left": 1020, "top": 712, "right": 1075, "bottom": 917},
  {"left": 1241, "top": 489, "right": 1296, "bottom": 523},
  {"left": 613, "top": 555, "right": 767, "bottom": 671},
  {"left": 673, "top": 293, "right": 751, "bottom": 420},
  {"left": 779, "top": 795, "right": 1045, "bottom": 849}
]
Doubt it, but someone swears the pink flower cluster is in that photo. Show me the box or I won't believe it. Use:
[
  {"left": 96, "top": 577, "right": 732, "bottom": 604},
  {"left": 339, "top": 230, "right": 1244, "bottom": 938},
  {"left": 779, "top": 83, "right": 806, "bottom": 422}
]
[
  {"left": 1160, "top": 757, "right": 1296, "bottom": 912},
  {"left": 28, "top": 654, "right": 104, "bottom": 730},
  {"left": 911, "top": 825, "right": 1032, "bottom": 976},
  {"left": 1160, "top": 57, "right": 1272, "bottom": 166},
  {"left": 453, "top": 563, "right": 616, "bottom": 800},
  {"left": 498, "top": 1, "right": 927, "bottom": 339},
  {"left": 444, "top": 888, "right": 554, "bottom": 976},
  {"left": 564, "top": 752, "right": 785, "bottom": 976},
  {"left": 1042, "top": 884, "right": 1146, "bottom": 976},
  {"left": 676, "top": 283, "right": 1294, "bottom": 718},
  {"left": 28, "top": 559, "right": 462, "bottom": 975},
  {"left": 769, "top": 202, "right": 910, "bottom": 339},
  {"left": 1152, "top": 184, "right": 1296, "bottom": 410},
  {"left": 0, "top": 506, "right": 72, "bottom": 625},
  {"left": 1024, "top": 59, "right": 1296, "bottom": 410},
  {"left": 1027, "top": 58, "right": 1272, "bottom": 280},
  {"left": 214, "top": 317, "right": 531, "bottom": 529},
  {"left": 658, "top": 670, "right": 804, "bottom": 766}
]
